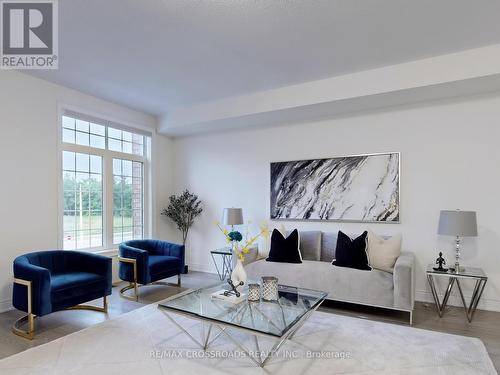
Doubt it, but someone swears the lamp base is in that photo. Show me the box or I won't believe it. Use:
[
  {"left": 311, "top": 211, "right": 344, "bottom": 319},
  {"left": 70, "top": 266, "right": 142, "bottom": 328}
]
[
  {"left": 453, "top": 236, "right": 464, "bottom": 273},
  {"left": 450, "top": 265, "right": 465, "bottom": 273}
]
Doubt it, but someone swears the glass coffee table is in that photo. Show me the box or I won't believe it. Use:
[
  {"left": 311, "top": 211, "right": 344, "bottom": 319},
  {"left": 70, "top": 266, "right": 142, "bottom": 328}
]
[{"left": 157, "top": 282, "right": 327, "bottom": 367}]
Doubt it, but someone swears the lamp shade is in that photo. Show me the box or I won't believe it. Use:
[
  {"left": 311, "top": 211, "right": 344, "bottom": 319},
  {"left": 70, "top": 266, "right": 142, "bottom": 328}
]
[
  {"left": 222, "top": 208, "right": 244, "bottom": 226},
  {"left": 438, "top": 210, "right": 477, "bottom": 237}
]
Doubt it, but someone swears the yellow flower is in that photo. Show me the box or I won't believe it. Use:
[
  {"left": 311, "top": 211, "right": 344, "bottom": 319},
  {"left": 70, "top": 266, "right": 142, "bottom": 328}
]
[
  {"left": 215, "top": 219, "right": 269, "bottom": 262},
  {"left": 260, "top": 227, "right": 270, "bottom": 238}
]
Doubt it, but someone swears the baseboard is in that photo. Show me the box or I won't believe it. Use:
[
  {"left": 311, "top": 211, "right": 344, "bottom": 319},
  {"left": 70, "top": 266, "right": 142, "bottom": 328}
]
[
  {"left": 186, "top": 262, "right": 217, "bottom": 275},
  {"left": 0, "top": 299, "right": 13, "bottom": 313},
  {"left": 416, "top": 290, "right": 500, "bottom": 312}
]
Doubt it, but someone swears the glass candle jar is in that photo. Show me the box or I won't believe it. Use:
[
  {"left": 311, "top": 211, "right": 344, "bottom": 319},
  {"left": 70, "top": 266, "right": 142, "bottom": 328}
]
[
  {"left": 261, "top": 276, "right": 279, "bottom": 301},
  {"left": 247, "top": 283, "right": 260, "bottom": 302}
]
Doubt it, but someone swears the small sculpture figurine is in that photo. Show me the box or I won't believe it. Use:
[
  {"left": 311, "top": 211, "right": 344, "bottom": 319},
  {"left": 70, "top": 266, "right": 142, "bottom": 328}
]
[
  {"left": 433, "top": 252, "right": 448, "bottom": 272},
  {"left": 224, "top": 278, "right": 245, "bottom": 298}
]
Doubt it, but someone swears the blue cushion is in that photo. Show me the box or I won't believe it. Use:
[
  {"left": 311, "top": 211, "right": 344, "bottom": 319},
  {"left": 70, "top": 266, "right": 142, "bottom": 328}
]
[
  {"left": 148, "top": 255, "right": 180, "bottom": 277},
  {"left": 51, "top": 272, "right": 107, "bottom": 304}
]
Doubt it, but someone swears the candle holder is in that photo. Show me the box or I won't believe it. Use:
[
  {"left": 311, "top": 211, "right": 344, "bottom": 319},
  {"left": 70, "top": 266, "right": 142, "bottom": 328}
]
[
  {"left": 247, "top": 283, "right": 261, "bottom": 302},
  {"left": 261, "top": 276, "right": 279, "bottom": 301}
]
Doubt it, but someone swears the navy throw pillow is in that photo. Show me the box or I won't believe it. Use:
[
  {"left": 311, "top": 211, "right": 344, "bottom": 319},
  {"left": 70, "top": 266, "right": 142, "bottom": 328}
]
[
  {"left": 332, "top": 231, "right": 371, "bottom": 271},
  {"left": 266, "top": 229, "right": 302, "bottom": 263}
]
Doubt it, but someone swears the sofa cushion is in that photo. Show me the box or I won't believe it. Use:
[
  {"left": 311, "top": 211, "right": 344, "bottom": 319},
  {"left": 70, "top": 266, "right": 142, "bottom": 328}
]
[
  {"left": 148, "top": 255, "right": 180, "bottom": 277},
  {"left": 321, "top": 232, "right": 338, "bottom": 262},
  {"left": 257, "top": 225, "right": 286, "bottom": 259},
  {"left": 51, "top": 272, "right": 106, "bottom": 304},
  {"left": 245, "top": 259, "right": 395, "bottom": 308},
  {"left": 295, "top": 230, "right": 322, "bottom": 261},
  {"left": 367, "top": 230, "right": 402, "bottom": 273},
  {"left": 266, "top": 229, "right": 302, "bottom": 263},
  {"left": 332, "top": 231, "right": 371, "bottom": 271}
]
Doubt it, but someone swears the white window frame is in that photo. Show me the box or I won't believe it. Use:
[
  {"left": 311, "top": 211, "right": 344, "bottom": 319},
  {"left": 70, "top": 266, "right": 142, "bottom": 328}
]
[{"left": 57, "top": 106, "right": 152, "bottom": 252}]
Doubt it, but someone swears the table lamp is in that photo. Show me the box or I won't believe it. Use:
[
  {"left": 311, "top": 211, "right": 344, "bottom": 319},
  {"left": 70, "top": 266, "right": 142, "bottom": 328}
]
[
  {"left": 222, "top": 208, "right": 243, "bottom": 230},
  {"left": 438, "top": 210, "right": 477, "bottom": 272}
]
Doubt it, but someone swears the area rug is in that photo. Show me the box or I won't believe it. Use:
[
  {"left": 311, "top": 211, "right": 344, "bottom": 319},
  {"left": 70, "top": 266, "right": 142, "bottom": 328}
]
[{"left": 0, "top": 303, "right": 496, "bottom": 374}]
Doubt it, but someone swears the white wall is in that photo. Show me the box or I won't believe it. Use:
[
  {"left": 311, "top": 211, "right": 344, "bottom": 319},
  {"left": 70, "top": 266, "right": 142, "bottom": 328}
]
[
  {"left": 153, "top": 134, "right": 178, "bottom": 241},
  {"left": 172, "top": 93, "right": 500, "bottom": 311},
  {"left": 0, "top": 71, "right": 174, "bottom": 311}
]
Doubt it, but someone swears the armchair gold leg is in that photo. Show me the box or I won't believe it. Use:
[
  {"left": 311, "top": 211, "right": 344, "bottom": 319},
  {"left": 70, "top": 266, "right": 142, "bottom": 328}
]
[
  {"left": 118, "top": 256, "right": 139, "bottom": 301},
  {"left": 67, "top": 295, "right": 108, "bottom": 313},
  {"left": 13, "top": 313, "right": 36, "bottom": 340},
  {"left": 12, "top": 278, "right": 108, "bottom": 340},
  {"left": 12, "top": 278, "right": 36, "bottom": 340},
  {"left": 119, "top": 282, "right": 139, "bottom": 302}
]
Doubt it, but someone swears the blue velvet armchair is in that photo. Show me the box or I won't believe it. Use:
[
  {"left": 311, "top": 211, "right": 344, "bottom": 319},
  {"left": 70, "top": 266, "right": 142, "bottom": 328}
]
[
  {"left": 12, "top": 250, "right": 112, "bottom": 339},
  {"left": 118, "top": 240, "right": 185, "bottom": 301}
]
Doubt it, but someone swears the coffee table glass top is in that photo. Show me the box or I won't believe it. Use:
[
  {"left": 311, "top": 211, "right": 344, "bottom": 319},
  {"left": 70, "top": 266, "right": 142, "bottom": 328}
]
[
  {"left": 158, "top": 283, "right": 327, "bottom": 337},
  {"left": 426, "top": 265, "right": 487, "bottom": 279}
]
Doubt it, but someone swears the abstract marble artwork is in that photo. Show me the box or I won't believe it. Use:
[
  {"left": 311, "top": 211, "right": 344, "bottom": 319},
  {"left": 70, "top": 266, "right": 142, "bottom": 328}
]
[{"left": 270, "top": 152, "right": 400, "bottom": 222}]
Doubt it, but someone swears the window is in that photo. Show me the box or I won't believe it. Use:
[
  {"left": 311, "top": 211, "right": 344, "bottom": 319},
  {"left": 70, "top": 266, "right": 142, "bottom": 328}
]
[
  {"left": 60, "top": 112, "right": 150, "bottom": 251},
  {"left": 108, "top": 127, "right": 144, "bottom": 156},
  {"left": 63, "top": 152, "right": 103, "bottom": 250},
  {"left": 62, "top": 116, "right": 106, "bottom": 149},
  {"left": 112, "top": 158, "right": 143, "bottom": 244}
]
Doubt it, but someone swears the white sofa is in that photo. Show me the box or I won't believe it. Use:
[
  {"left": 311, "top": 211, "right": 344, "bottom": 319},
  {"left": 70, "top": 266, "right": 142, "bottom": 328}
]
[{"left": 244, "top": 230, "right": 415, "bottom": 324}]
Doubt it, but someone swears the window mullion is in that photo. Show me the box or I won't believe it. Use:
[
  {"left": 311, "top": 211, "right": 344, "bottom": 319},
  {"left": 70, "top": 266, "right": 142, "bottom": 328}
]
[{"left": 104, "top": 154, "right": 114, "bottom": 249}]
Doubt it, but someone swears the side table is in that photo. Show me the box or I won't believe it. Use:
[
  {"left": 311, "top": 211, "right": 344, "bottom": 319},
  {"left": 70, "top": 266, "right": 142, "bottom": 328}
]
[
  {"left": 210, "top": 247, "right": 233, "bottom": 281},
  {"left": 426, "top": 265, "right": 487, "bottom": 322}
]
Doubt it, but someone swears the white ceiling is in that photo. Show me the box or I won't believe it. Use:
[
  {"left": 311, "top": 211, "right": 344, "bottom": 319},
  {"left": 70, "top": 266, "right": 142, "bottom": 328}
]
[{"left": 28, "top": 0, "right": 500, "bottom": 116}]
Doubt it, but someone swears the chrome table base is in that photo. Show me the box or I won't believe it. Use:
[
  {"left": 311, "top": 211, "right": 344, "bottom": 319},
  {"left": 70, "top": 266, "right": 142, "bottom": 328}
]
[
  {"left": 427, "top": 274, "right": 487, "bottom": 323},
  {"left": 210, "top": 251, "right": 233, "bottom": 281},
  {"left": 159, "top": 302, "right": 319, "bottom": 368}
]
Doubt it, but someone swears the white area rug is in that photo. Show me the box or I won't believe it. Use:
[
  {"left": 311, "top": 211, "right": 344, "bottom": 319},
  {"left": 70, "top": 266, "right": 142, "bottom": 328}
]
[{"left": 0, "top": 304, "right": 496, "bottom": 375}]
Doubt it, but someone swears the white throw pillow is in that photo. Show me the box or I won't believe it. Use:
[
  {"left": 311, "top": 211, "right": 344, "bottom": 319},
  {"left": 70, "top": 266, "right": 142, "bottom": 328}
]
[
  {"left": 367, "top": 230, "right": 402, "bottom": 273},
  {"left": 257, "top": 236, "right": 271, "bottom": 259}
]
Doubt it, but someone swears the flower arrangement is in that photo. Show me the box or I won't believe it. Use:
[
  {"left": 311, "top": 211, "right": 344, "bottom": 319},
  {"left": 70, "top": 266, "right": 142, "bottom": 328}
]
[
  {"left": 228, "top": 231, "right": 243, "bottom": 242},
  {"left": 215, "top": 221, "right": 269, "bottom": 262}
]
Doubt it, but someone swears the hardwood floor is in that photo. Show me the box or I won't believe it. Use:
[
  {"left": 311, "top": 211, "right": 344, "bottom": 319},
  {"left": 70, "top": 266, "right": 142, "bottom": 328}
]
[{"left": 0, "top": 271, "right": 498, "bottom": 371}]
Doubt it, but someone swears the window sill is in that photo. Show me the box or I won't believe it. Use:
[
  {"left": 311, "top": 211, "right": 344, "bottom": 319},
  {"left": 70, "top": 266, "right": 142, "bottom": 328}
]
[{"left": 94, "top": 248, "right": 119, "bottom": 257}]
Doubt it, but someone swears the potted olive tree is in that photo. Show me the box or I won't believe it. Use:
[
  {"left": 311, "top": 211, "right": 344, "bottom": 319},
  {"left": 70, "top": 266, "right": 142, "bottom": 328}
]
[{"left": 161, "top": 190, "right": 203, "bottom": 273}]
